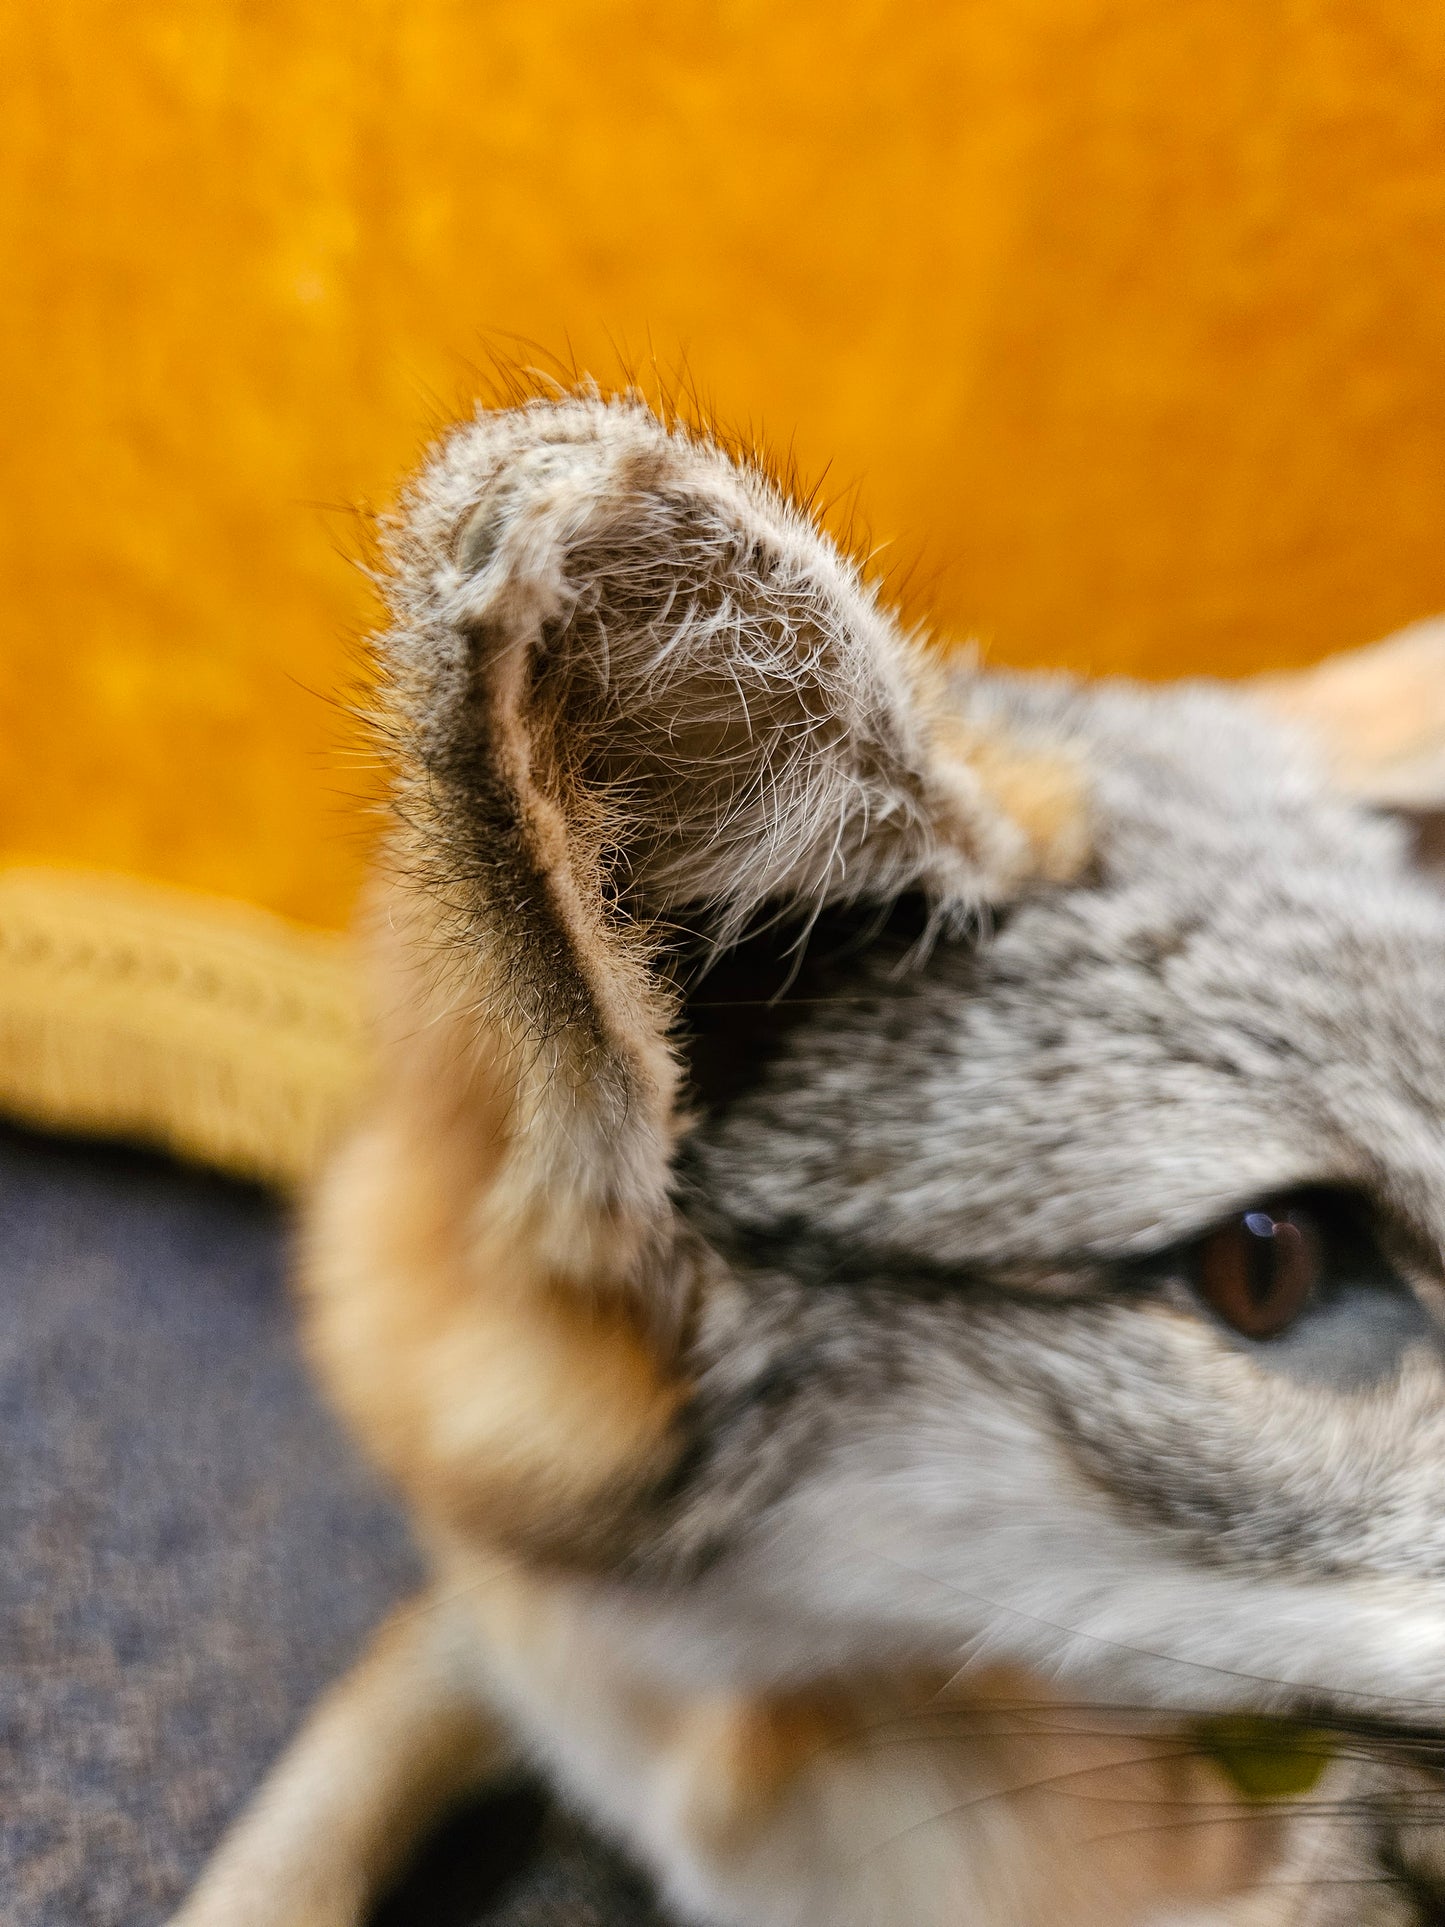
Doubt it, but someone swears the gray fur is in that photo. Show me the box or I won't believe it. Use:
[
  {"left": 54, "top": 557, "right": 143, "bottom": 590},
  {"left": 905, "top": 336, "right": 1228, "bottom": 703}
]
[
  {"left": 687, "top": 674, "right": 1445, "bottom": 1265},
  {"left": 646, "top": 671, "right": 1445, "bottom": 1595}
]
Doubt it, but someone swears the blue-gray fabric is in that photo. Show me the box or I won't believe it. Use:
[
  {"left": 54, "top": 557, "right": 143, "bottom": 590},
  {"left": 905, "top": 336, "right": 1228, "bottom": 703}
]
[{"left": 0, "top": 1124, "right": 662, "bottom": 1926}]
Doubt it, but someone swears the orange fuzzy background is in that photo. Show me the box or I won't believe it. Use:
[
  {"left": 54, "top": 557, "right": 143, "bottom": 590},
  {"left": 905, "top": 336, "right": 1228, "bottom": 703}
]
[{"left": 6, "top": 0, "right": 1445, "bottom": 931}]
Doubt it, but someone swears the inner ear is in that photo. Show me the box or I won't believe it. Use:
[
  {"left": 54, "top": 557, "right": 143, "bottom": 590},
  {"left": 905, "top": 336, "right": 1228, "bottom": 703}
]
[{"left": 669, "top": 893, "right": 940, "bottom": 1125}]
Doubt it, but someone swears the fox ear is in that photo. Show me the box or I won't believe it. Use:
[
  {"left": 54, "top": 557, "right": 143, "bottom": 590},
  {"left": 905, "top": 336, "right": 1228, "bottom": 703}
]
[
  {"left": 374, "top": 395, "right": 1089, "bottom": 1282},
  {"left": 1255, "top": 618, "right": 1445, "bottom": 810}
]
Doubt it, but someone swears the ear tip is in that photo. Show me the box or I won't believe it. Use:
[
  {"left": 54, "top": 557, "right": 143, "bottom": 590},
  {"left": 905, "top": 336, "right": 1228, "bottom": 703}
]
[
  {"left": 448, "top": 390, "right": 695, "bottom": 508},
  {"left": 386, "top": 390, "right": 872, "bottom": 659},
  {"left": 1256, "top": 613, "right": 1445, "bottom": 809},
  {"left": 410, "top": 387, "right": 856, "bottom": 563}
]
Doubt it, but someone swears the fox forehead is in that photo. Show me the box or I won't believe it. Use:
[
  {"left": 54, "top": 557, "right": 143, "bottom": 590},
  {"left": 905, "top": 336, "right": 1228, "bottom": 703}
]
[{"left": 684, "top": 674, "right": 1445, "bottom": 1270}]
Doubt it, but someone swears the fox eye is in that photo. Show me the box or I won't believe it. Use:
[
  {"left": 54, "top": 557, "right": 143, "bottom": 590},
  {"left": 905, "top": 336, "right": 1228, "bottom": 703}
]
[{"left": 1195, "top": 1203, "right": 1323, "bottom": 1339}]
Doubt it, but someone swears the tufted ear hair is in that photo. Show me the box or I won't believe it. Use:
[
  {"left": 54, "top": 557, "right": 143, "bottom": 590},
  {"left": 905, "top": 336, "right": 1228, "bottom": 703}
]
[
  {"left": 371, "top": 395, "right": 1086, "bottom": 1292},
  {"left": 1255, "top": 617, "right": 1445, "bottom": 810}
]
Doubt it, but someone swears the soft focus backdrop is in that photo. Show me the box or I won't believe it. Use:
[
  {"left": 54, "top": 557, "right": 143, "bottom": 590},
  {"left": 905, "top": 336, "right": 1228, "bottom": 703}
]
[{"left": 5, "top": 0, "right": 1445, "bottom": 1177}]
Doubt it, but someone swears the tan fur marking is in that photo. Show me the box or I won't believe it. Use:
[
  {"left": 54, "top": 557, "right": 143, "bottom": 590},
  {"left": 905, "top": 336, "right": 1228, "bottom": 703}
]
[
  {"left": 669, "top": 1670, "right": 1287, "bottom": 1924},
  {"left": 675, "top": 1691, "right": 856, "bottom": 1850},
  {"left": 935, "top": 717, "right": 1094, "bottom": 884},
  {"left": 303, "top": 1109, "right": 683, "bottom": 1540},
  {"left": 298, "top": 889, "right": 685, "bottom": 1546}
]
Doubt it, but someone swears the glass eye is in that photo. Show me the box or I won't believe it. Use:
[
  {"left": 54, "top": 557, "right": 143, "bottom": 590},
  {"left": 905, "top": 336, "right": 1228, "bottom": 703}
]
[{"left": 1196, "top": 1204, "right": 1322, "bottom": 1339}]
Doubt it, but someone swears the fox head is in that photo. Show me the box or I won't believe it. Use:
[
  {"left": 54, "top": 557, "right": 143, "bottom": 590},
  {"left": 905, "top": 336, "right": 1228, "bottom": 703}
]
[{"left": 303, "top": 393, "right": 1445, "bottom": 1922}]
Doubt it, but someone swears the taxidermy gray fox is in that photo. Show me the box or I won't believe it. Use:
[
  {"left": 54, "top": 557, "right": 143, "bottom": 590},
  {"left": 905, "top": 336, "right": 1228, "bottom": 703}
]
[{"left": 173, "top": 393, "right": 1445, "bottom": 1926}]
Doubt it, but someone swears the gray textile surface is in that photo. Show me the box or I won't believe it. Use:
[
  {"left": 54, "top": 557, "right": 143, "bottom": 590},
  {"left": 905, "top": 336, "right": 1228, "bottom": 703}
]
[
  {"left": 0, "top": 1124, "right": 420, "bottom": 1923},
  {"left": 1, "top": 1125, "right": 662, "bottom": 1926}
]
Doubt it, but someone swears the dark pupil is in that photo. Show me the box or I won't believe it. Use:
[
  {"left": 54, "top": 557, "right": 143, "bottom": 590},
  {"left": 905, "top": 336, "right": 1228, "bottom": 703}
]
[
  {"left": 1241, "top": 1211, "right": 1296, "bottom": 1310},
  {"left": 1198, "top": 1206, "right": 1319, "bottom": 1338}
]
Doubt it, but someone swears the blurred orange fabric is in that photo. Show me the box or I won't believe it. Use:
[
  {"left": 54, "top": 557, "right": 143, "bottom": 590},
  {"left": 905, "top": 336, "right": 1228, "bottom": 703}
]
[{"left": 5, "top": 0, "right": 1445, "bottom": 932}]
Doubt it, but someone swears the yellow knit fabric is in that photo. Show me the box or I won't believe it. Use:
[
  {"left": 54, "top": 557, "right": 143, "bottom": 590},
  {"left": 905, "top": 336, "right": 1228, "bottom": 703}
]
[
  {"left": 5, "top": 1, "right": 1445, "bottom": 1178},
  {"left": 0, "top": 870, "right": 365, "bottom": 1184}
]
